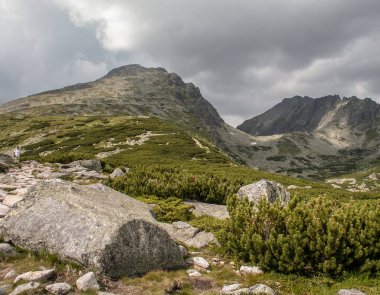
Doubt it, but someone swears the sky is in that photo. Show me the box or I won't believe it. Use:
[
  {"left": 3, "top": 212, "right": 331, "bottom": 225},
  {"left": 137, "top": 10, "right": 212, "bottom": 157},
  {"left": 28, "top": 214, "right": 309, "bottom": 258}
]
[{"left": 1, "top": 0, "right": 380, "bottom": 126}]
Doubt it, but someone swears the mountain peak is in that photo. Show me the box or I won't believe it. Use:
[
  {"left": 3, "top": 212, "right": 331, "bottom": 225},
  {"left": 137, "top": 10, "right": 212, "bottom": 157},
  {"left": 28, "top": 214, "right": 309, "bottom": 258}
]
[
  {"left": 237, "top": 95, "right": 379, "bottom": 136},
  {"left": 105, "top": 64, "right": 168, "bottom": 77}
]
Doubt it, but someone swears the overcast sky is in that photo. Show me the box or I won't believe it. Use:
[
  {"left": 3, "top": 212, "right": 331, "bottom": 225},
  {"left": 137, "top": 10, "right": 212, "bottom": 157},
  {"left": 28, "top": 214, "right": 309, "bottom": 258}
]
[{"left": 1, "top": 0, "right": 380, "bottom": 126}]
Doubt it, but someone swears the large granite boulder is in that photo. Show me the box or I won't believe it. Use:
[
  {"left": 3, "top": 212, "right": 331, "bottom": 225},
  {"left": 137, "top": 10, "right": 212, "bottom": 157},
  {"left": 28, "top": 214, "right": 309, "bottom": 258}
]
[
  {"left": 0, "top": 181, "right": 185, "bottom": 278},
  {"left": 237, "top": 179, "right": 290, "bottom": 206}
]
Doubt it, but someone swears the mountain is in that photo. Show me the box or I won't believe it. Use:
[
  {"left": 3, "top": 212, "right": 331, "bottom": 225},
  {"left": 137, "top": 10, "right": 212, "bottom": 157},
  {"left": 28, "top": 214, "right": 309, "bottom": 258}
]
[
  {"left": 236, "top": 95, "right": 380, "bottom": 181},
  {"left": 238, "top": 95, "right": 379, "bottom": 136},
  {"left": 0, "top": 64, "right": 223, "bottom": 137}
]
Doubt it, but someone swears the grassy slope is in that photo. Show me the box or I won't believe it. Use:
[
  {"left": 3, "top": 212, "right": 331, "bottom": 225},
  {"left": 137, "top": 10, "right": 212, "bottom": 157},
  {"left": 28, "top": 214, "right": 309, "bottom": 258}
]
[{"left": 1, "top": 114, "right": 379, "bottom": 204}]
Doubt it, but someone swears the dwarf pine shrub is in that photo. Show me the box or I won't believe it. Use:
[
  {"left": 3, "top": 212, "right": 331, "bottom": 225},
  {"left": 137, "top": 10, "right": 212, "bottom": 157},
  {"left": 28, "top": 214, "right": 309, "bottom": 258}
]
[{"left": 223, "top": 196, "right": 380, "bottom": 276}]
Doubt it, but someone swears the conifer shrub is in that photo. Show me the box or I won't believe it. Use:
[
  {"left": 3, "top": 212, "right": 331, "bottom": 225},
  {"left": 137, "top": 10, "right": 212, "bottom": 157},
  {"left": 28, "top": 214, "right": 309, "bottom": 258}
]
[{"left": 223, "top": 196, "right": 380, "bottom": 276}]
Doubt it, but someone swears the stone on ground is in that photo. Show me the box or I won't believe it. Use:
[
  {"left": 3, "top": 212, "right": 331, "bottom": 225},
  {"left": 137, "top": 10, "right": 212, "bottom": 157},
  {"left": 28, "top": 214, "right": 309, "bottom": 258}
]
[
  {"left": 45, "top": 282, "right": 72, "bottom": 295},
  {"left": 0, "top": 181, "right": 185, "bottom": 277},
  {"left": 69, "top": 159, "right": 102, "bottom": 172},
  {"left": 2, "top": 195, "right": 24, "bottom": 207},
  {"left": 110, "top": 168, "right": 125, "bottom": 179},
  {"left": 237, "top": 179, "right": 290, "bottom": 206},
  {"left": 186, "top": 269, "right": 202, "bottom": 277},
  {"left": 14, "top": 269, "right": 56, "bottom": 283},
  {"left": 338, "top": 289, "right": 367, "bottom": 295},
  {"left": 185, "top": 200, "right": 229, "bottom": 219},
  {"left": 239, "top": 265, "right": 264, "bottom": 275},
  {"left": 186, "top": 257, "right": 209, "bottom": 269},
  {"left": 222, "top": 283, "right": 242, "bottom": 292},
  {"left": 76, "top": 272, "right": 99, "bottom": 291},
  {"left": 9, "top": 282, "right": 40, "bottom": 295}
]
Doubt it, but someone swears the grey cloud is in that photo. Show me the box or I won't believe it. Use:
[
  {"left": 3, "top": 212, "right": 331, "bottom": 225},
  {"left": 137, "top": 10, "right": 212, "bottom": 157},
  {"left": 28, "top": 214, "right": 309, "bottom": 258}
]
[{"left": 1, "top": 0, "right": 380, "bottom": 126}]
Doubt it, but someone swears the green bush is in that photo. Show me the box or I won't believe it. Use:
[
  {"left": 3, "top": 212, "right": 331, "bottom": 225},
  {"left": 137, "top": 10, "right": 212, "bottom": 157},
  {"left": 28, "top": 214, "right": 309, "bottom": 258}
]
[
  {"left": 136, "top": 195, "right": 194, "bottom": 223},
  {"left": 223, "top": 196, "right": 380, "bottom": 276},
  {"left": 106, "top": 166, "right": 242, "bottom": 204},
  {"left": 42, "top": 152, "right": 93, "bottom": 164}
]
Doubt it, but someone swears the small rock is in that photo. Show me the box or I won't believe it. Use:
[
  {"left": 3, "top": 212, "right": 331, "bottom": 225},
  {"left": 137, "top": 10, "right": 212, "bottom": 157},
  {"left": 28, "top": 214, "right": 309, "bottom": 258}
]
[
  {"left": 240, "top": 265, "right": 263, "bottom": 275},
  {"left": 110, "top": 168, "right": 125, "bottom": 179},
  {"left": 186, "top": 257, "right": 209, "bottom": 269},
  {"left": 237, "top": 179, "right": 290, "bottom": 207},
  {"left": 4, "top": 269, "right": 17, "bottom": 279},
  {"left": 222, "top": 283, "right": 242, "bottom": 292},
  {"left": 0, "top": 243, "right": 17, "bottom": 256},
  {"left": 14, "top": 269, "right": 56, "bottom": 283},
  {"left": 2, "top": 195, "right": 24, "bottom": 207},
  {"left": 248, "top": 284, "right": 276, "bottom": 295},
  {"left": 0, "top": 204, "right": 10, "bottom": 218},
  {"left": 178, "top": 245, "right": 187, "bottom": 256},
  {"left": 45, "top": 282, "right": 72, "bottom": 295},
  {"left": 9, "top": 282, "right": 40, "bottom": 295},
  {"left": 338, "top": 289, "right": 367, "bottom": 295},
  {"left": 185, "top": 231, "right": 219, "bottom": 249},
  {"left": 187, "top": 269, "right": 201, "bottom": 277},
  {"left": 0, "top": 189, "right": 7, "bottom": 201},
  {"left": 76, "top": 272, "right": 100, "bottom": 291}
]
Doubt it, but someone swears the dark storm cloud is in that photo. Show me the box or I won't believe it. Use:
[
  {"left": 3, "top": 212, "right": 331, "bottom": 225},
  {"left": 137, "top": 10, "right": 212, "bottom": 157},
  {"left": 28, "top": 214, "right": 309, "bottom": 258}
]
[{"left": 1, "top": 0, "right": 380, "bottom": 126}]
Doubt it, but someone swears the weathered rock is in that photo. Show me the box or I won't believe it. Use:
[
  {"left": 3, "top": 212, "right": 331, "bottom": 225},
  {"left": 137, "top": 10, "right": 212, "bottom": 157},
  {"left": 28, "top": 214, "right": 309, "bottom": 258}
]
[
  {"left": 110, "top": 168, "right": 125, "bottom": 179},
  {"left": 2, "top": 195, "right": 24, "bottom": 207},
  {"left": 237, "top": 179, "right": 290, "bottom": 206},
  {"left": 9, "top": 282, "right": 40, "bottom": 295},
  {"left": 239, "top": 265, "right": 264, "bottom": 275},
  {"left": 338, "top": 289, "right": 367, "bottom": 295},
  {"left": 249, "top": 284, "right": 276, "bottom": 295},
  {"left": 185, "top": 231, "right": 219, "bottom": 249},
  {"left": 14, "top": 269, "right": 56, "bottom": 283},
  {"left": 171, "top": 222, "right": 200, "bottom": 241},
  {"left": 0, "top": 204, "right": 9, "bottom": 218},
  {"left": 45, "top": 282, "right": 72, "bottom": 295},
  {"left": 0, "top": 243, "right": 16, "bottom": 256},
  {"left": 69, "top": 159, "right": 102, "bottom": 172},
  {"left": 222, "top": 283, "right": 242, "bottom": 292},
  {"left": 0, "top": 189, "right": 7, "bottom": 201},
  {"left": 0, "top": 181, "right": 185, "bottom": 277},
  {"left": 186, "top": 269, "right": 201, "bottom": 277},
  {"left": 76, "top": 272, "right": 100, "bottom": 291},
  {"left": 185, "top": 200, "right": 229, "bottom": 219},
  {"left": 186, "top": 257, "right": 209, "bottom": 269}
]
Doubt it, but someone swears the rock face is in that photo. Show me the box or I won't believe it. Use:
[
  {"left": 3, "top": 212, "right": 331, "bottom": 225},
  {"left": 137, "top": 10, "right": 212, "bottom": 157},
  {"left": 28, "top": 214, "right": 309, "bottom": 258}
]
[
  {"left": 237, "top": 95, "right": 379, "bottom": 136},
  {"left": 237, "top": 180, "right": 290, "bottom": 206},
  {"left": 0, "top": 181, "right": 186, "bottom": 277}
]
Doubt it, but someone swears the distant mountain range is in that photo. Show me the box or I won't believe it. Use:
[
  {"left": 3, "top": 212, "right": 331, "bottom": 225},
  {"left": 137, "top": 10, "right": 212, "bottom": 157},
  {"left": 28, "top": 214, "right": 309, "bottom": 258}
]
[{"left": 1, "top": 65, "right": 379, "bottom": 181}]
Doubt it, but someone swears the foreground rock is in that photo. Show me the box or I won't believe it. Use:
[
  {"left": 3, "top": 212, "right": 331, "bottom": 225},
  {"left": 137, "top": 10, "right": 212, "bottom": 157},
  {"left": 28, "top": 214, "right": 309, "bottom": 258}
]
[
  {"left": 338, "top": 289, "right": 367, "bottom": 295},
  {"left": 76, "top": 272, "right": 99, "bottom": 291},
  {"left": 163, "top": 221, "right": 219, "bottom": 249},
  {"left": 0, "top": 182, "right": 186, "bottom": 277},
  {"left": 9, "top": 282, "right": 40, "bottom": 295},
  {"left": 237, "top": 179, "right": 290, "bottom": 206},
  {"left": 45, "top": 282, "right": 72, "bottom": 295},
  {"left": 14, "top": 269, "right": 56, "bottom": 283},
  {"left": 222, "top": 284, "right": 276, "bottom": 295}
]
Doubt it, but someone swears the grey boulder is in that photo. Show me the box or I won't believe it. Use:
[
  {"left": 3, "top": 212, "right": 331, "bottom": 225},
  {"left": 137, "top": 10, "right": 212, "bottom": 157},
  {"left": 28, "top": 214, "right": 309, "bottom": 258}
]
[
  {"left": 0, "top": 181, "right": 186, "bottom": 277},
  {"left": 69, "top": 159, "right": 102, "bottom": 172},
  {"left": 76, "top": 272, "right": 99, "bottom": 291},
  {"left": 14, "top": 269, "right": 56, "bottom": 283},
  {"left": 0, "top": 243, "right": 17, "bottom": 257},
  {"left": 45, "top": 282, "right": 72, "bottom": 295},
  {"left": 9, "top": 282, "right": 40, "bottom": 295},
  {"left": 110, "top": 168, "right": 125, "bottom": 179},
  {"left": 237, "top": 179, "right": 290, "bottom": 206}
]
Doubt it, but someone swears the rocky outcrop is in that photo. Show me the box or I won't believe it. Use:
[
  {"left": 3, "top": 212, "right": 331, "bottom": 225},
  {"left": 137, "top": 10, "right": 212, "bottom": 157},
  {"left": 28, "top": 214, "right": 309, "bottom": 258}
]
[
  {"left": 0, "top": 153, "right": 15, "bottom": 173},
  {"left": 0, "top": 181, "right": 186, "bottom": 277},
  {"left": 237, "top": 179, "right": 290, "bottom": 206}
]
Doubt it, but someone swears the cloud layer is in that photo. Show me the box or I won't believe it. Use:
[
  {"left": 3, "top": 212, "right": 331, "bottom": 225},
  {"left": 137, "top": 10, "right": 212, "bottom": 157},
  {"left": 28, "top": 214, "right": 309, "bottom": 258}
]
[{"left": 1, "top": 0, "right": 380, "bottom": 126}]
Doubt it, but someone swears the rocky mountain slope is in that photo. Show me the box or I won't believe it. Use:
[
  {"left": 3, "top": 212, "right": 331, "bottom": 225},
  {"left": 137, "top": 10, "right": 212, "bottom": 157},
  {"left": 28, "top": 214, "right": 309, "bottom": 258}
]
[
  {"left": 237, "top": 95, "right": 380, "bottom": 180},
  {"left": 0, "top": 65, "right": 223, "bottom": 138}
]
